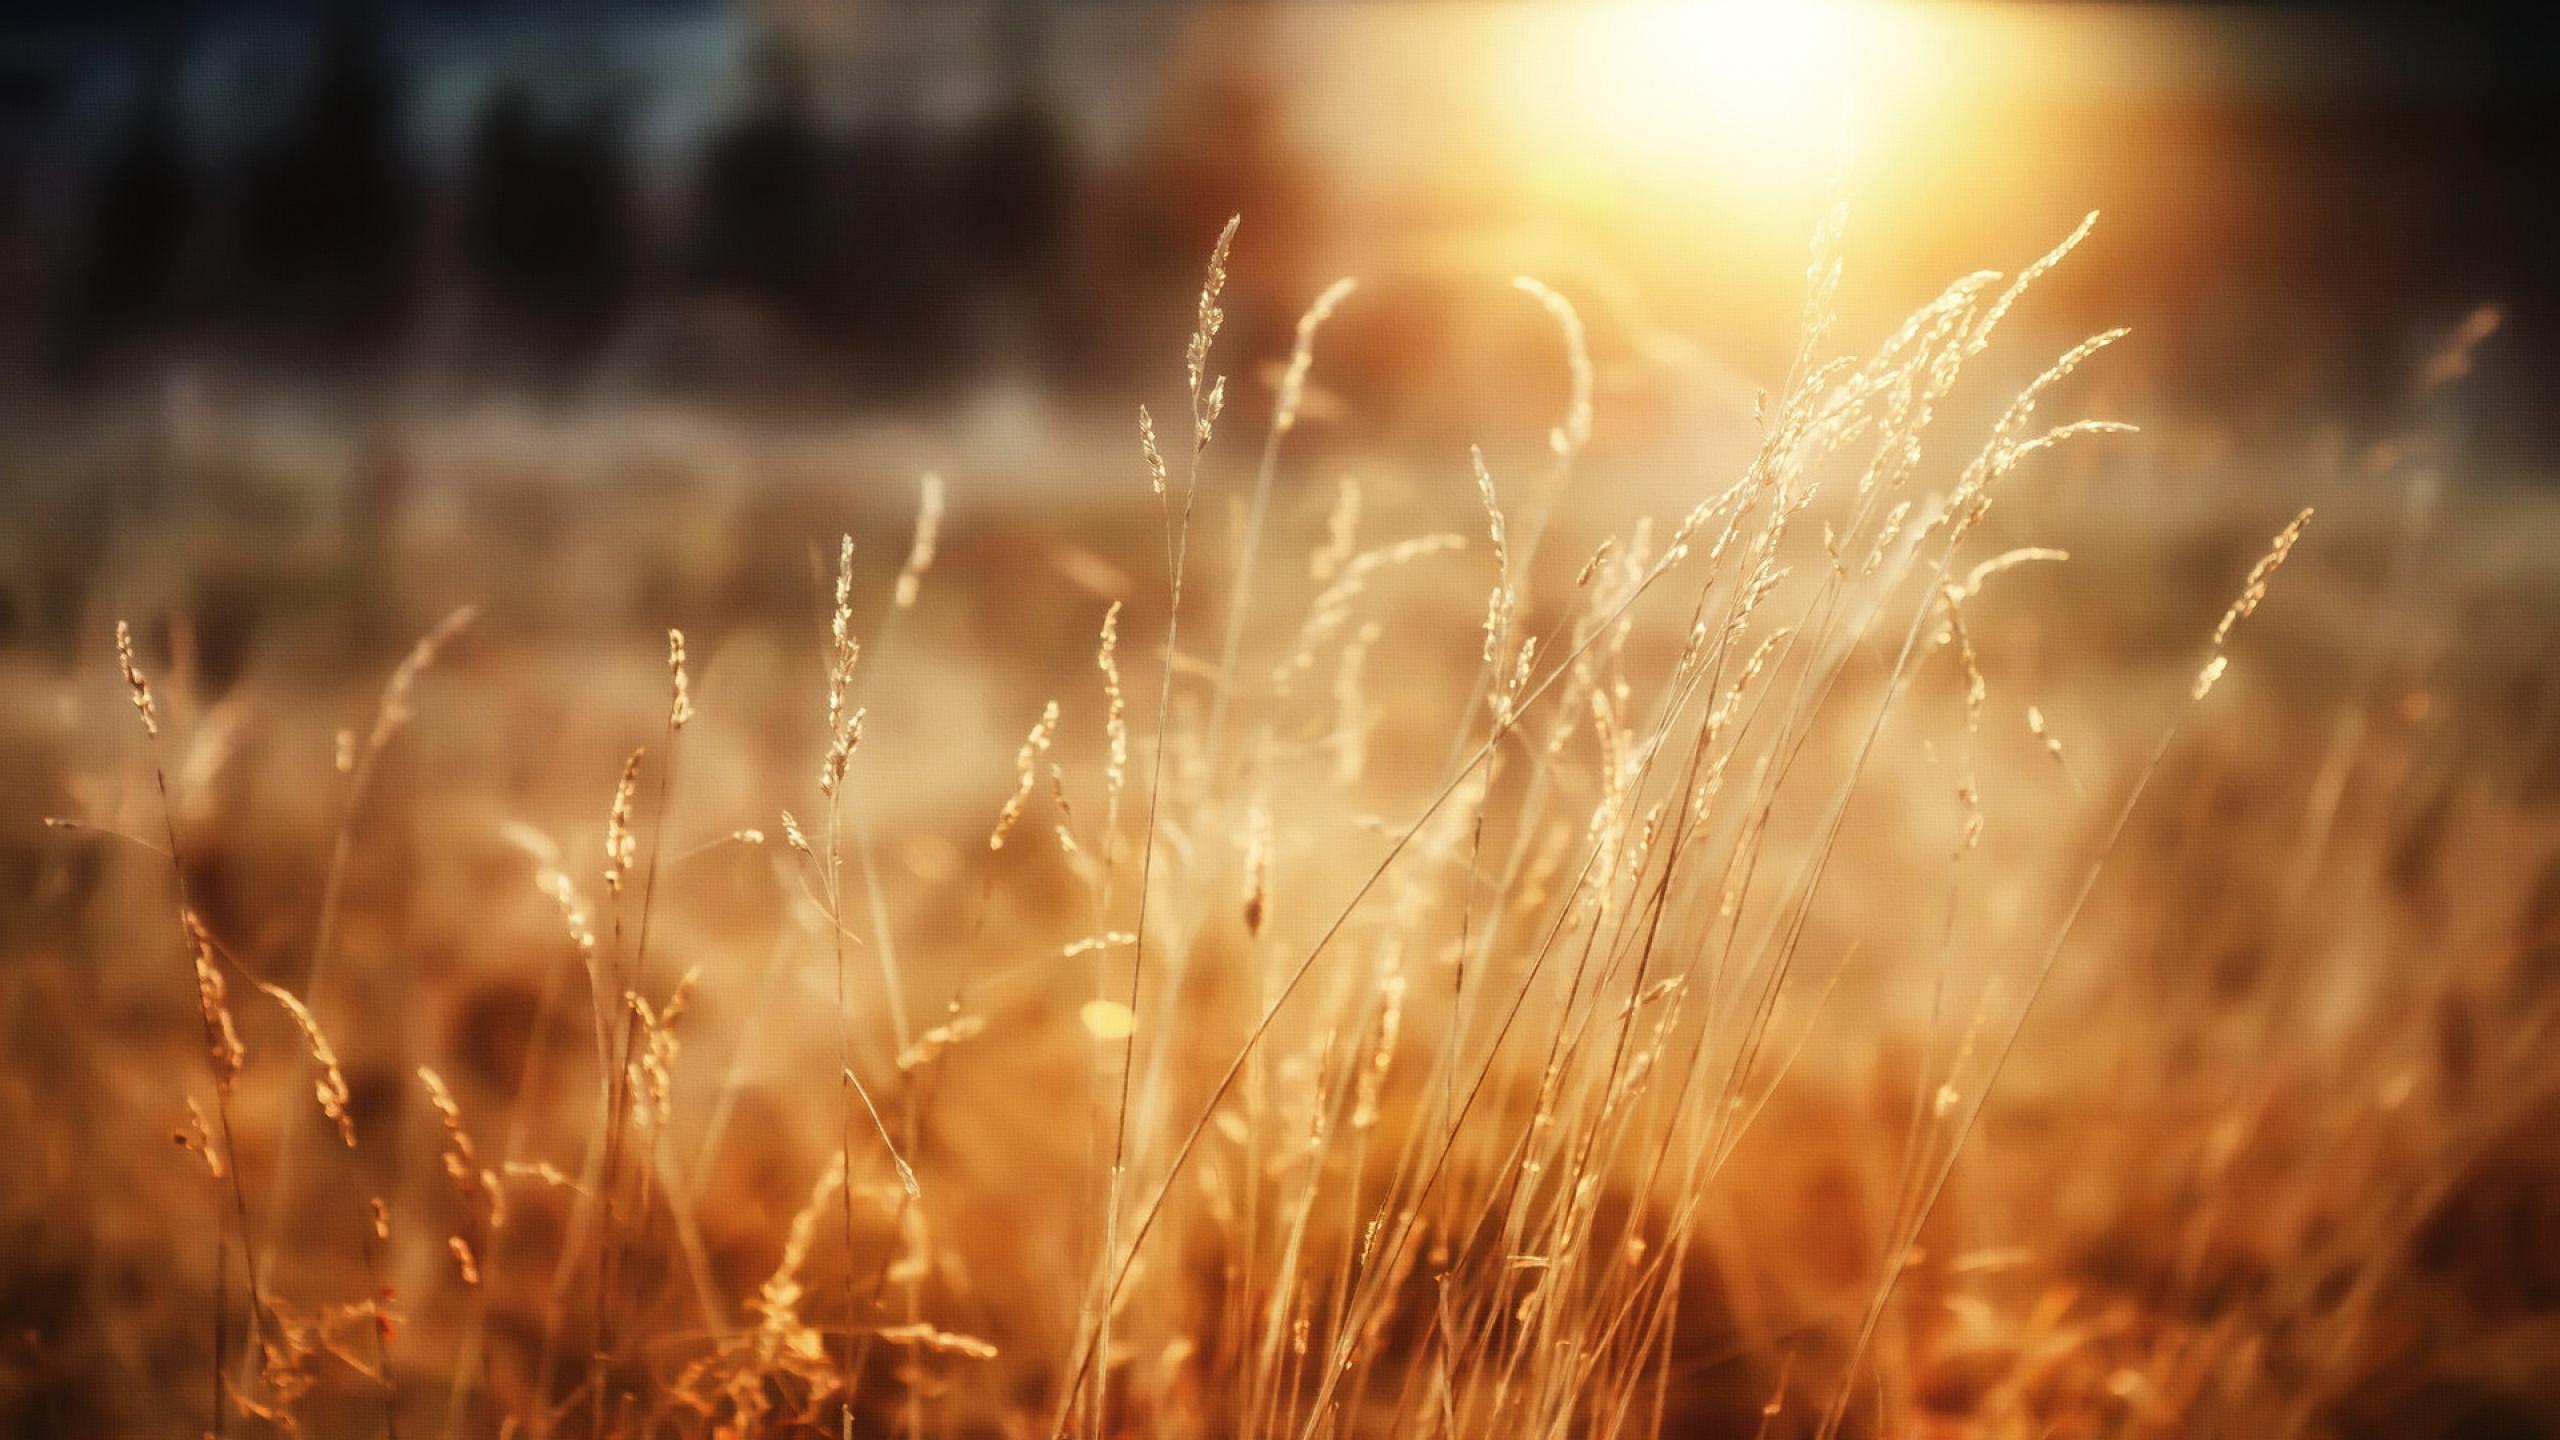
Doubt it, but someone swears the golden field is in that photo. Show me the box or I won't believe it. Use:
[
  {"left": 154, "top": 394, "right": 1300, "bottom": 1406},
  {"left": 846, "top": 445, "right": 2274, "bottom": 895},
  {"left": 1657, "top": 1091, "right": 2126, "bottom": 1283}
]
[{"left": 3, "top": 205, "right": 2558, "bottom": 1440}]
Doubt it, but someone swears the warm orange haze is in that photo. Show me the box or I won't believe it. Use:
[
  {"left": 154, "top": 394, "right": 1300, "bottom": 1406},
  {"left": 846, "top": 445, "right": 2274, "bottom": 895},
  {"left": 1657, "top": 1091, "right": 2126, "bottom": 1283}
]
[{"left": 3, "top": 2, "right": 2556, "bottom": 1437}]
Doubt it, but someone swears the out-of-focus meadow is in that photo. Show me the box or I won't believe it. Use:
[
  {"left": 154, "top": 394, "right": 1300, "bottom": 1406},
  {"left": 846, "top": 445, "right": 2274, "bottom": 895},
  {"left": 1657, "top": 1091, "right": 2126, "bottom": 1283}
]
[{"left": 4, "top": 4, "right": 2559, "bottom": 1437}]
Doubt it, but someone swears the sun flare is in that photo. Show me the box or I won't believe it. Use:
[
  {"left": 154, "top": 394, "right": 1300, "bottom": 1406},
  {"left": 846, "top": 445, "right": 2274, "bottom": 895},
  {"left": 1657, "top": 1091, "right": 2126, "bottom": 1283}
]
[{"left": 1590, "top": 2, "right": 1855, "bottom": 152}]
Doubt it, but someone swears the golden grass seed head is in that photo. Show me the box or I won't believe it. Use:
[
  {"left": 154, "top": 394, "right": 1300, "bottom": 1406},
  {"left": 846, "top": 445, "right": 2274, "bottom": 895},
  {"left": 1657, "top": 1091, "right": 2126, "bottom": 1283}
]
[
  {"left": 668, "top": 628, "right": 693, "bottom": 730},
  {"left": 1275, "top": 277, "right": 1357, "bottom": 436},
  {"left": 1313, "top": 473, "right": 1362, "bottom": 585},
  {"left": 256, "top": 979, "right": 356, "bottom": 1147},
  {"left": 1097, "top": 602, "right": 1127, "bottom": 823},
  {"left": 604, "top": 747, "right": 643, "bottom": 895},
  {"left": 179, "top": 1097, "right": 225, "bottom": 1179},
  {"left": 989, "top": 699, "right": 1060, "bottom": 852},
  {"left": 184, "top": 915, "right": 246, "bottom": 1086},
  {"left": 2193, "top": 653, "right": 2231, "bottom": 702},
  {"left": 1186, "top": 215, "right": 1240, "bottom": 403},
  {"left": 369, "top": 605, "right": 476, "bottom": 755},
  {"left": 1513, "top": 276, "right": 1594, "bottom": 458},
  {"left": 1139, "top": 406, "right": 1167, "bottom": 496},
  {"left": 114, "top": 620, "right": 157, "bottom": 737},
  {"left": 2213, "top": 507, "right": 2317, "bottom": 649},
  {"left": 895, "top": 472, "right": 946, "bottom": 611}
]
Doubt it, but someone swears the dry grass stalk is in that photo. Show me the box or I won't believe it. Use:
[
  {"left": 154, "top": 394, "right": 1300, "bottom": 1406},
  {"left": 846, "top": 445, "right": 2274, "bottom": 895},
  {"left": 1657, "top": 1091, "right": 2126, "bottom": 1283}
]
[
  {"left": 255, "top": 980, "right": 356, "bottom": 1147},
  {"left": 894, "top": 472, "right": 946, "bottom": 610},
  {"left": 1512, "top": 276, "right": 1594, "bottom": 459},
  {"left": 625, "top": 965, "right": 703, "bottom": 1132},
  {"left": 821, "top": 533, "right": 866, "bottom": 796},
  {"left": 895, "top": 1013, "right": 988, "bottom": 1072},
  {"left": 872, "top": 1323, "right": 999, "bottom": 1361},
  {"left": 840, "top": 1066, "right": 920, "bottom": 1199},
  {"left": 116, "top": 619, "right": 158, "bottom": 735},
  {"left": 1186, "top": 215, "right": 1240, "bottom": 412},
  {"left": 1276, "top": 533, "right": 1468, "bottom": 692},
  {"left": 604, "top": 748, "right": 643, "bottom": 896},
  {"left": 990, "top": 700, "right": 1062, "bottom": 852},
  {"left": 366, "top": 606, "right": 477, "bottom": 755},
  {"left": 1313, "top": 475, "right": 1362, "bottom": 584},
  {"left": 2027, "top": 704, "right": 2066, "bottom": 766},
  {"left": 178, "top": 1098, "right": 225, "bottom": 1179},
  {"left": 418, "top": 1066, "right": 503, "bottom": 1235},
  {"left": 2213, "top": 507, "right": 2318, "bottom": 650},
  {"left": 1139, "top": 406, "right": 1168, "bottom": 496},
  {"left": 187, "top": 917, "right": 248, "bottom": 1087},
  {"left": 667, "top": 628, "right": 693, "bottom": 730},
  {"left": 1275, "top": 278, "right": 1358, "bottom": 436},
  {"left": 1473, "top": 447, "right": 1512, "bottom": 668}
]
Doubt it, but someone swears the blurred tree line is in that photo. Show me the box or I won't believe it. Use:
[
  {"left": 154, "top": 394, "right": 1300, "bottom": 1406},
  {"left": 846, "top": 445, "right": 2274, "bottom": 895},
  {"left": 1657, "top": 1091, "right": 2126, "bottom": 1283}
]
[{"left": 36, "top": 1, "right": 1293, "bottom": 400}]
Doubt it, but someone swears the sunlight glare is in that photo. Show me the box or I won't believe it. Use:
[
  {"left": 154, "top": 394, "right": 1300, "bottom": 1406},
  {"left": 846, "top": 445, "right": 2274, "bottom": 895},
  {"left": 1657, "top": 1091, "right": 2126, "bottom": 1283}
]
[{"left": 1523, "top": 0, "right": 1889, "bottom": 186}]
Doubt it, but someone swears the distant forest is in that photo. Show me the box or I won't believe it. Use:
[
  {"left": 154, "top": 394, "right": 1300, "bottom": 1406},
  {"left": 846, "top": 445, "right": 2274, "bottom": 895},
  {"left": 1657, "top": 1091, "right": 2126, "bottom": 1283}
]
[{"left": 35, "top": 2, "right": 1310, "bottom": 401}]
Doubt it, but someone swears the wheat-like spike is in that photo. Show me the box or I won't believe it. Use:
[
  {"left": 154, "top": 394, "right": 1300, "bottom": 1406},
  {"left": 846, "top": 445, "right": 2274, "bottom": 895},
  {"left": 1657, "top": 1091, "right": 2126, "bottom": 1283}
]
[
  {"left": 1049, "top": 759, "right": 1084, "bottom": 861},
  {"left": 1513, "top": 276, "right": 1594, "bottom": 457},
  {"left": 1352, "top": 970, "right": 1405, "bottom": 1131},
  {"left": 115, "top": 620, "right": 158, "bottom": 737},
  {"left": 873, "top": 1323, "right": 998, "bottom": 1360},
  {"left": 1575, "top": 537, "right": 1614, "bottom": 588},
  {"left": 989, "top": 700, "right": 1060, "bottom": 852},
  {"left": 1938, "top": 587, "right": 1988, "bottom": 851},
  {"left": 1496, "top": 633, "right": 1540, "bottom": 731},
  {"left": 1138, "top": 406, "right": 1168, "bottom": 496},
  {"left": 1473, "top": 447, "right": 1511, "bottom": 668},
  {"left": 1199, "top": 375, "right": 1228, "bottom": 449},
  {"left": 829, "top": 534, "right": 855, "bottom": 652},
  {"left": 1275, "top": 277, "right": 1357, "bottom": 436},
  {"left": 1328, "top": 619, "right": 1382, "bottom": 786},
  {"left": 368, "top": 605, "right": 477, "bottom": 753},
  {"left": 667, "top": 629, "right": 692, "bottom": 731},
  {"left": 2027, "top": 704, "right": 2066, "bottom": 765},
  {"left": 896, "top": 1014, "right": 989, "bottom": 1073},
  {"left": 751, "top": 1153, "right": 844, "bottom": 1363},
  {"left": 604, "top": 748, "right": 643, "bottom": 896},
  {"left": 1313, "top": 475, "right": 1361, "bottom": 584},
  {"left": 2213, "top": 507, "right": 2317, "bottom": 649},
  {"left": 256, "top": 980, "right": 356, "bottom": 1147},
  {"left": 418, "top": 1066, "right": 501, "bottom": 1231},
  {"left": 1097, "top": 603, "right": 1127, "bottom": 840},
  {"left": 820, "top": 535, "right": 867, "bottom": 797},
  {"left": 536, "top": 862, "right": 597, "bottom": 960},
  {"left": 2195, "top": 508, "right": 2315, "bottom": 699},
  {"left": 841, "top": 1066, "right": 919, "bottom": 1198},
  {"left": 624, "top": 965, "right": 702, "bottom": 1130},
  {"left": 1277, "top": 532, "right": 1468, "bottom": 691},
  {"left": 1186, "top": 215, "right": 1241, "bottom": 405},
  {"left": 178, "top": 1098, "right": 225, "bottom": 1179},
  {"left": 1957, "top": 547, "right": 2071, "bottom": 599},
  {"left": 502, "top": 1160, "right": 580, "bottom": 1193},
  {"left": 1972, "top": 209, "right": 2100, "bottom": 355},
  {"left": 895, "top": 472, "right": 946, "bottom": 611},
  {"left": 183, "top": 915, "right": 246, "bottom": 1087}
]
